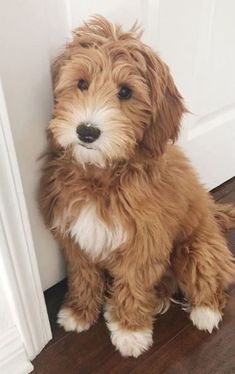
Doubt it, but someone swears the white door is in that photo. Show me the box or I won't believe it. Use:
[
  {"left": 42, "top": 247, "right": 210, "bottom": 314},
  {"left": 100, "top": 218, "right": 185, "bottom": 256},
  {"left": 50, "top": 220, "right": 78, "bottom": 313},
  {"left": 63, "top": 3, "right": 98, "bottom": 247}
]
[{"left": 1, "top": 0, "right": 235, "bottom": 290}]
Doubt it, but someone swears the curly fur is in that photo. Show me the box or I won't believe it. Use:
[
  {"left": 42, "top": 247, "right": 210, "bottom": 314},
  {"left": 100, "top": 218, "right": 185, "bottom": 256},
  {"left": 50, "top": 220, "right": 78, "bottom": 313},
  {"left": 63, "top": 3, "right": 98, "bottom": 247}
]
[{"left": 39, "top": 16, "right": 235, "bottom": 357}]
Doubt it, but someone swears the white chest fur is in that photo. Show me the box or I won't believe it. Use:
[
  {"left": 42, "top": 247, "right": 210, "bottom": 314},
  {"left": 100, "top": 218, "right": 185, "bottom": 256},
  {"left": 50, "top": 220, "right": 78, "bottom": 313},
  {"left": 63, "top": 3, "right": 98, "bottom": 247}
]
[{"left": 69, "top": 204, "right": 126, "bottom": 261}]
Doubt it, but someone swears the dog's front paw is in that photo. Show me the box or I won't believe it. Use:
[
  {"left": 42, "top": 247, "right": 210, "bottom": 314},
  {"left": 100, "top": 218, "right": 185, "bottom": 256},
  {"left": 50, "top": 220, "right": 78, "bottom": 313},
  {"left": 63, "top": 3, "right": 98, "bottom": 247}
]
[
  {"left": 190, "top": 306, "right": 222, "bottom": 333},
  {"left": 104, "top": 309, "right": 153, "bottom": 358},
  {"left": 57, "top": 307, "right": 91, "bottom": 333}
]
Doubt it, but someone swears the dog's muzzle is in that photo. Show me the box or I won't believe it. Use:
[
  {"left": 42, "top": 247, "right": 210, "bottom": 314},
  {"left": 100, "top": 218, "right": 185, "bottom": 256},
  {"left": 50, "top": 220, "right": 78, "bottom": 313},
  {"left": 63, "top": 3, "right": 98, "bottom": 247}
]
[{"left": 76, "top": 123, "right": 101, "bottom": 143}]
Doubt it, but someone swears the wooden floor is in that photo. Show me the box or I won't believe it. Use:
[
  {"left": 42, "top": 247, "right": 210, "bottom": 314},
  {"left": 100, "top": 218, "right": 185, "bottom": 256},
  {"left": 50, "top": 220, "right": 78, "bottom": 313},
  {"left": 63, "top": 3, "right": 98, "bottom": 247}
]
[{"left": 33, "top": 178, "right": 235, "bottom": 374}]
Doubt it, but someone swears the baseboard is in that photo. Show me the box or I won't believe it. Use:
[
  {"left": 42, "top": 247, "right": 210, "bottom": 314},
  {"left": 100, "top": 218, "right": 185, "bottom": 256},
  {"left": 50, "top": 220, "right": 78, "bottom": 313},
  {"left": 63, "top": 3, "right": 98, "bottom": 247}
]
[{"left": 0, "top": 326, "right": 33, "bottom": 374}]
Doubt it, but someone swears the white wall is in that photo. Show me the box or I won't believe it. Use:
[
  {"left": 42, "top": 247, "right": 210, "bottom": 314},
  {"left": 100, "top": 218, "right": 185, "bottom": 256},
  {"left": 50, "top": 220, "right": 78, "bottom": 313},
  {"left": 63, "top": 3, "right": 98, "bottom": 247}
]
[{"left": 0, "top": 1, "right": 65, "bottom": 290}]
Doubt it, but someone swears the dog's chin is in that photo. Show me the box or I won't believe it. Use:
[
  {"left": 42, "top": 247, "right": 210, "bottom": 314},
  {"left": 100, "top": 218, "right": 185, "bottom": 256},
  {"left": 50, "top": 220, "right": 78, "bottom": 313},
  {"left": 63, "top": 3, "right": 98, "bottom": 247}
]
[
  {"left": 78, "top": 142, "right": 94, "bottom": 150},
  {"left": 72, "top": 143, "right": 107, "bottom": 168}
]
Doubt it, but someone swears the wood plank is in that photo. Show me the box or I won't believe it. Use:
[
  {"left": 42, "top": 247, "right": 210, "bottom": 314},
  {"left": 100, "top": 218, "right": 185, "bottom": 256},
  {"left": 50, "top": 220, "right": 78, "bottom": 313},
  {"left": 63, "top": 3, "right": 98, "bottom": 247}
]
[
  {"left": 212, "top": 177, "right": 235, "bottom": 201},
  {"left": 32, "top": 304, "right": 189, "bottom": 373},
  {"left": 131, "top": 289, "right": 235, "bottom": 374},
  {"left": 44, "top": 279, "right": 67, "bottom": 346}
]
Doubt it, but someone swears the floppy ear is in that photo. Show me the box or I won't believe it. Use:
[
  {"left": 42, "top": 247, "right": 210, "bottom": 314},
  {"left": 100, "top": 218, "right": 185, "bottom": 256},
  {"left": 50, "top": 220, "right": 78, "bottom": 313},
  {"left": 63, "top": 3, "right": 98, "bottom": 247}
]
[{"left": 141, "top": 47, "right": 187, "bottom": 157}]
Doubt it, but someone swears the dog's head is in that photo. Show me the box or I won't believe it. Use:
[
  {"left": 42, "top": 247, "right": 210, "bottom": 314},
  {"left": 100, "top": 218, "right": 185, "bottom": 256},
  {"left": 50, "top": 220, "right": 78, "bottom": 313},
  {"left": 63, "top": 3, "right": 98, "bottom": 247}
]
[{"left": 49, "top": 16, "right": 186, "bottom": 167}]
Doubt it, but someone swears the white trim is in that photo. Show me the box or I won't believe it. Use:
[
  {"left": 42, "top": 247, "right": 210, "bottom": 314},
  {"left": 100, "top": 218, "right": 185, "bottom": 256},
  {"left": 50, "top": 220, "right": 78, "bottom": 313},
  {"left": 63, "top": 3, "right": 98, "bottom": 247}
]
[
  {"left": 0, "top": 326, "right": 33, "bottom": 374},
  {"left": 0, "top": 80, "right": 52, "bottom": 361}
]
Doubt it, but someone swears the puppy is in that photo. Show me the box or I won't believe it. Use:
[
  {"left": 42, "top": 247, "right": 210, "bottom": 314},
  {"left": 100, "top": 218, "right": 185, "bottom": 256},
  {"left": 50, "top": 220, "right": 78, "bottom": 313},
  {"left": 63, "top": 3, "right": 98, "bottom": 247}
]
[{"left": 39, "top": 16, "right": 235, "bottom": 357}]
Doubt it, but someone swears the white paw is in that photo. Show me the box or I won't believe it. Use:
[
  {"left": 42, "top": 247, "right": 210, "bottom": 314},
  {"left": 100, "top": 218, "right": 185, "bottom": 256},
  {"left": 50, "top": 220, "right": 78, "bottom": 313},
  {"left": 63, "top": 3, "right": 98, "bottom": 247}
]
[
  {"left": 57, "top": 307, "right": 91, "bottom": 333},
  {"left": 190, "top": 306, "right": 222, "bottom": 333},
  {"left": 104, "top": 309, "right": 153, "bottom": 358}
]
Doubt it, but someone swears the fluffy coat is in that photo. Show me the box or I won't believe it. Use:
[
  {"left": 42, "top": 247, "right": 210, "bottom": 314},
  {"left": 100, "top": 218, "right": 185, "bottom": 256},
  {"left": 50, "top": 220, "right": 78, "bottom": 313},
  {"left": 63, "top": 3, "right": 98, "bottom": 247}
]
[{"left": 39, "top": 16, "right": 235, "bottom": 357}]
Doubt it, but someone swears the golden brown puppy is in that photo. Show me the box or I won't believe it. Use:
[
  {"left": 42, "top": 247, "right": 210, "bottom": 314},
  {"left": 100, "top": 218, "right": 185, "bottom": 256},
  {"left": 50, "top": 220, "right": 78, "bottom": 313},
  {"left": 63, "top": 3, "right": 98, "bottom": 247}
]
[{"left": 39, "top": 16, "right": 235, "bottom": 357}]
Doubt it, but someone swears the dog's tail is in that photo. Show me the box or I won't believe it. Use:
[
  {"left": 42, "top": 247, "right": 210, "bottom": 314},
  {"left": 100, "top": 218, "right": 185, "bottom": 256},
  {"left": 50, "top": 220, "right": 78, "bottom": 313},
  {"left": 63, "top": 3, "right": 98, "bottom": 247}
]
[{"left": 213, "top": 202, "right": 235, "bottom": 232}]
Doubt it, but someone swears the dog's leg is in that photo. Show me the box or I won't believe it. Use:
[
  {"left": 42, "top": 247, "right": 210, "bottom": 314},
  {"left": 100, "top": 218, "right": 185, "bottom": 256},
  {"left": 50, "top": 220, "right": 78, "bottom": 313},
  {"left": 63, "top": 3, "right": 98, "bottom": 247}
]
[
  {"left": 104, "top": 279, "right": 155, "bottom": 358},
  {"left": 104, "top": 259, "right": 166, "bottom": 358},
  {"left": 57, "top": 237, "right": 105, "bottom": 333},
  {"left": 172, "top": 220, "right": 235, "bottom": 333}
]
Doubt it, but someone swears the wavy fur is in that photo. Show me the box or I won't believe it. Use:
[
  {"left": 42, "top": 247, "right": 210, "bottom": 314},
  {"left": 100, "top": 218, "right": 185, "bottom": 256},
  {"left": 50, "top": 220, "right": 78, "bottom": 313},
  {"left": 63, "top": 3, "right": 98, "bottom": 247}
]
[{"left": 39, "top": 16, "right": 235, "bottom": 357}]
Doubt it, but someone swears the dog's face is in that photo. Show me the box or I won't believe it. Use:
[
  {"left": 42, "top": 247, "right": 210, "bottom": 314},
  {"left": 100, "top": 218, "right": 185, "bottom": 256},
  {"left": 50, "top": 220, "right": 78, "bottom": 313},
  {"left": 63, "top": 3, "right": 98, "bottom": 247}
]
[{"left": 49, "top": 16, "right": 185, "bottom": 167}]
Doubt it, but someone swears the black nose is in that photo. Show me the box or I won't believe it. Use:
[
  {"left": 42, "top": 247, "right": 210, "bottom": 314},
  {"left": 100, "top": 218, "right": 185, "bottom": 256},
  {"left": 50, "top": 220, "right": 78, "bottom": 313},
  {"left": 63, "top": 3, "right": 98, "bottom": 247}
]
[{"left": 76, "top": 123, "right": 101, "bottom": 143}]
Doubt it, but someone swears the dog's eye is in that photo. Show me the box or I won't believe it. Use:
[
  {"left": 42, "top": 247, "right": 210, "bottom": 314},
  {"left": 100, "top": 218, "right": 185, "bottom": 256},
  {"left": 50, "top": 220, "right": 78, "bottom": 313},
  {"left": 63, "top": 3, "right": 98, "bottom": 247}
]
[
  {"left": 118, "top": 86, "right": 132, "bottom": 100},
  {"left": 77, "top": 79, "right": 89, "bottom": 91}
]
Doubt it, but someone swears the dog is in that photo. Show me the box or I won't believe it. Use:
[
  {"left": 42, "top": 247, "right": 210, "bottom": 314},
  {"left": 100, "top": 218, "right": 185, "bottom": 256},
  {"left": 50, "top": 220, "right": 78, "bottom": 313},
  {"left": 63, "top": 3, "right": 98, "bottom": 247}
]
[{"left": 39, "top": 16, "right": 235, "bottom": 357}]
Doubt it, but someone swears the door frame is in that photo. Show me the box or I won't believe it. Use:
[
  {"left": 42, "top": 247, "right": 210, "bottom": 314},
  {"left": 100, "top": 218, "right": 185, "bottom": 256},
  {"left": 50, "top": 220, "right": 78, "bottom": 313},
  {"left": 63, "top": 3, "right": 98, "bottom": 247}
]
[{"left": 0, "top": 80, "right": 51, "bottom": 371}]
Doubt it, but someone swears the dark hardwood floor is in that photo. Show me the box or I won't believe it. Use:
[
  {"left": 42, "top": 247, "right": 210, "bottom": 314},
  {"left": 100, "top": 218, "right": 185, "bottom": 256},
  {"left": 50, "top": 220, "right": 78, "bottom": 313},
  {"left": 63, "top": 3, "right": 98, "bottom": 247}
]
[{"left": 32, "top": 178, "right": 235, "bottom": 374}]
